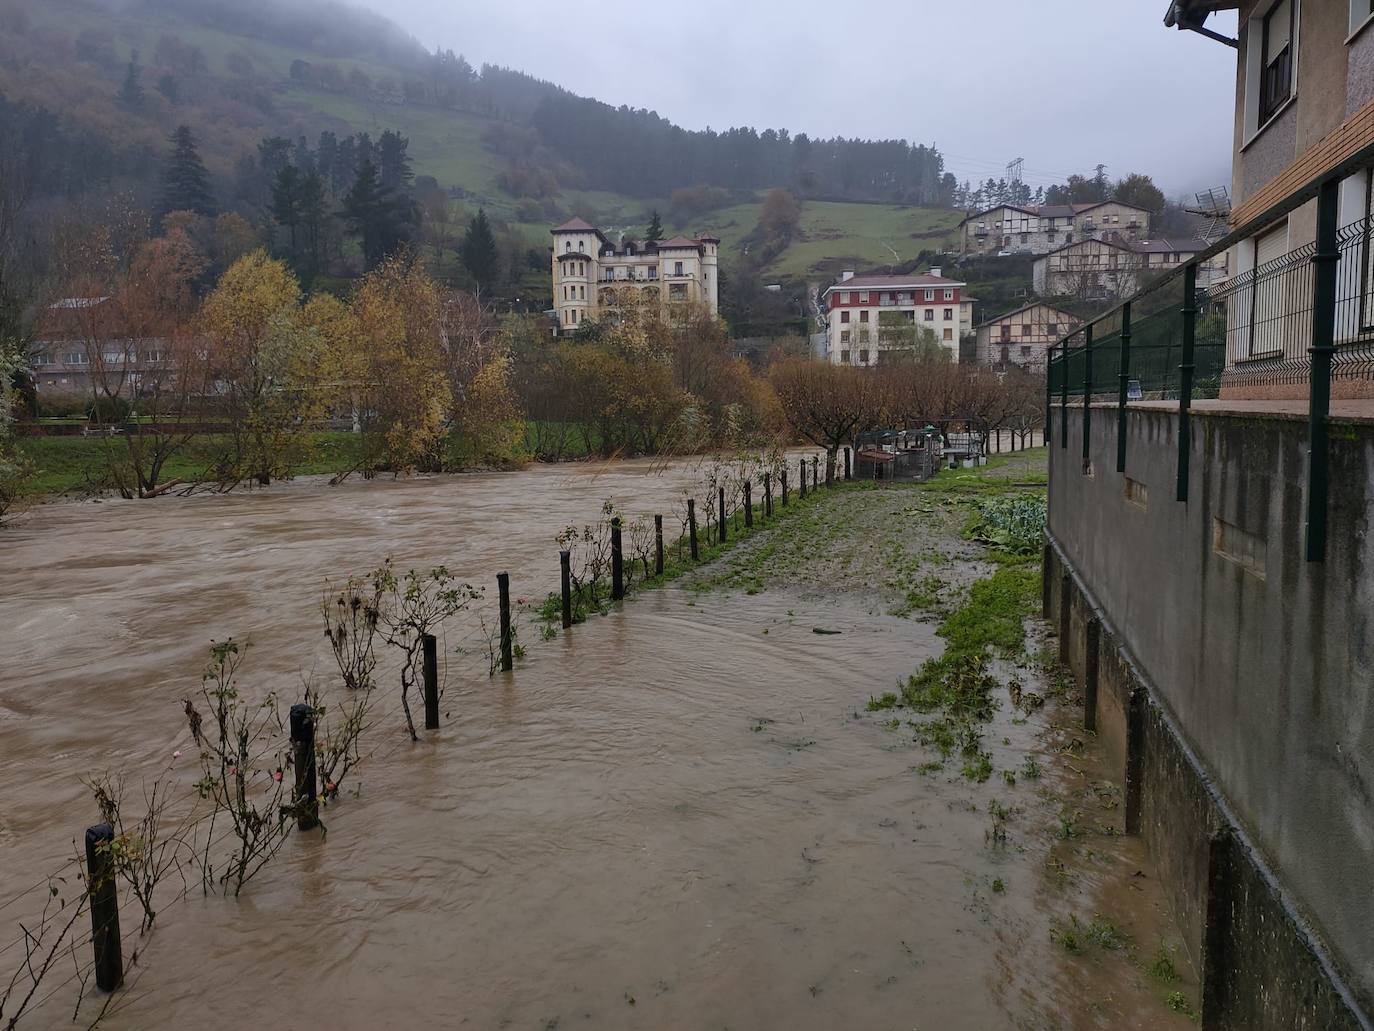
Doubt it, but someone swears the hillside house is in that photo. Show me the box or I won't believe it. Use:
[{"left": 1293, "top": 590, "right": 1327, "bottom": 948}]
[
  {"left": 957, "top": 200, "right": 1153, "bottom": 257},
  {"left": 820, "top": 268, "right": 974, "bottom": 366},
  {"left": 974, "top": 302, "right": 1081, "bottom": 371}
]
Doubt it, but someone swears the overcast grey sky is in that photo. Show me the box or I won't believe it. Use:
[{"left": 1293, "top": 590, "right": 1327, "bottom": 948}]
[{"left": 380, "top": 0, "right": 1239, "bottom": 199}]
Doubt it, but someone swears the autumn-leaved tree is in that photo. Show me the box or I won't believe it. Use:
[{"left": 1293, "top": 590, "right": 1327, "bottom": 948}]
[
  {"left": 770, "top": 359, "right": 882, "bottom": 483},
  {"left": 201, "top": 251, "right": 326, "bottom": 487},
  {"left": 349, "top": 255, "right": 451, "bottom": 475}
]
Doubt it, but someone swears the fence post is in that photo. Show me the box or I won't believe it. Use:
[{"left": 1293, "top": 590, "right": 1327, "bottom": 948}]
[
  {"left": 764, "top": 471, "right": 773, "bottom": 517},
  {"left": 799, "top": 458, "right": 807, "bottom": 498},
  {"left": 610, "top": 518, "right": 624, "bottom": 600},
  {"left": 1059, "top": 337, "right": 1069, "bottom": 448},
  {"left": 85, "top": 823, "right": 123, "bottom": 992},
  {"left": 744, "top": 481, "right": 753, "bottom": 528},
  {"left": 1306, "top": 176, "right": 1340, "bottom": 562},
  {"left": 1046, "top": 345, "right": 1054, "bottom": 446},
  {"left": 422, "top": 633, "right": 439, "bottom": 730},
  {"left": 688, "top": 498, "right": 699, "bottom": 559},
  {"left": 1116, "top": 300, "right": 1132, "bottom": 474},
  {"left": 654, "top": 514, "right": 664, "bottom": 575},
  {"left": 1176, "top": 262, "right": 1197, "bottom": 502},
  {"left": 289, "top": 703, "right": 319, "bottom": 829},
  {"left": 718, "top": 486, "right": 727, "bottom": 542},
  {"left": 844, "top": 446, "right": 851, "bottom": 481},
  {"left": 812, "top": 455, "right": 819, "bottom": 490},
  {"left": 1082, "top": 323, "right": 1093, "bottom": 473},
  {"left": 781, "top": 468, "right": 789, "bottom": 505},
  {"left": 559, "top": 549, "right": 572, "bottom": 628},
  {"left": 497, "top": 572, "right": 513, "bottom": 671}
]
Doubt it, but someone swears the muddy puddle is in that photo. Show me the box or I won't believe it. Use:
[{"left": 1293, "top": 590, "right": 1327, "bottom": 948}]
[{"left": 1, "top": 461, "right": 1194, "bottom": 1028}]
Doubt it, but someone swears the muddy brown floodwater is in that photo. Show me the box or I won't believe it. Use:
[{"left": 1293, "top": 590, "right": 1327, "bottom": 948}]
[{"left": 1, "top": 457, "right": 1196, "bottom": 1029}]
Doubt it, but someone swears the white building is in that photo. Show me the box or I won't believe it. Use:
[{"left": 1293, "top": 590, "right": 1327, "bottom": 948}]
[
  {"left": 820, "top": 268, "right": 974, "bottom": 366},
  {"left": 958, "top": 200, "right": 1154, "bottom": 257},
  {"left": 550, "top": 217, "right": 719, "bottom": 334}
]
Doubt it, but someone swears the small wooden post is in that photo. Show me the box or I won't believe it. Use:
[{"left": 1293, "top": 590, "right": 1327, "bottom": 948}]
[
  {"left": 812, "top": 455, "right": 819, "bottom": 490},
  {"left": 744, "top": 481, "right": 753, "bottom": 528},
  {"left": 719, "top": 486, "right": 727, "bottom": 543},
  {"left": 85, "top": 823, "right": 123, "bottom": 992},
  {"left": 497, "top": 572, "right": 513, "bottom": 671},
  {"left": 781, "top": 468, "right": 789, "bottom": 505},
  {"left": 422, "top": 632, "right": 439, "bottom": 730},
  {"left": 654, "top": 514, "right": 664, "bottom": 575},
  {"left": 844, "top": 446, "right": 852, "bottom": 481},
  {"left": 559, "top": 549, "right": 572, "bottom": 629},
  {"left": 610, "top": 517, "right": 624, "bottom": 600},
  {"left": 289, "top": 703, "right": 319, "bottom": 830},
  {"left": 799, "top": 458, "right": 807, "bottom": 498},
  {"left": 688, "top": 499, "right": 699, "bottom": 560},
  {"left": 764, "top": 471, "right": 773, "bottom": 517}
]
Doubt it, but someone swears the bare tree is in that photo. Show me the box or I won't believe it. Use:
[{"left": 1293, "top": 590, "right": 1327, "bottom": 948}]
[{"left": 770, "top": 359, "right": 882, "bottom": 482}]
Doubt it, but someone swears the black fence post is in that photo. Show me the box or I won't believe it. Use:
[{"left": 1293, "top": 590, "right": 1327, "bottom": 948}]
[
  {"left": 799, "top": 458, "right": 807, "bottom": 498},
  {"left": 497, "top": 572, "right": 513, "bottom": 671},
  {"left": 1116, "top": 300, "right": 1132, "bottom": 474},
  {"left": 1059, "top": 337, "right": 1069, "bottom": 449},
  {"left": 559, "top": 550, "right": 572, "bottom": 628},
  {"left": 744, "top": 481, "right": 753, "bottom": 528},
  {"left": 654, "top": 514, "right": 664, "bottom": 575},
  {"left": 85, "top": 823, "right": 123, "bottom": 992},
  {"left": 1082, "top": 323, "right": 1093, "bottom": 473},
  {"left": 781, "top": 468, "right": 789, "bottom": 505},
  {"left": 1046, "top": 345, "right": 1054, "bottom": 446},
  {"left": 844, "top": 446, "right": 852, "bottom": 481},
  {"left": 1306, "top": 176, "right": 1340, "bottom": 562},
  {"left": 812, "top": 455, "right": 819, "bottom": 490},
  {"left": 1176, "top": 262, "right": 1197, "bottom": 502},
  {"left": 688, "top": 498, "right": 699, "bottom": 559},
  {"left": 289, "top": 703, "right": 319, "bottom": 830},
  {"left": 718, "top": 486, "right": 727, "bottom": 542},
  {"left": 422, "top": 632, "right": 439, "bottom": 730},
  {"left": 764, "top": 471, "right": 773, "bottom": 517},
  {"left": 610, "top": 517, "right": 624, "bottom": 600}
]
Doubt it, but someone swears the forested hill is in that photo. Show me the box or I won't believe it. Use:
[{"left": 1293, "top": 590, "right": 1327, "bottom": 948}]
[{"left": 0, "top": 0, "right": 954, "bottom": 223}]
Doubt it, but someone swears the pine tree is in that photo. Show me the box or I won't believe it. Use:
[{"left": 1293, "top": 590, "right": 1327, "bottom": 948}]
[
  {"left": 160, "top": 125, "right": 215, "bottom": 216},
  {"left": 646, "top": 209, "right": 663, "bottom": 245},
  {"left": 119, "top": 49, "right": 144, "bottom": 111},
  {"left": 343, "top": 159, "right": 410, "bottom": 270},
  {"left": 298, "top": 170, "right": 329, "bottom": 279},
  {"left": 460, "top": 209, "right": 498, "bottom": 294},
  {"left": 271, "top": 165, "right": 303, "bottom": 253}
]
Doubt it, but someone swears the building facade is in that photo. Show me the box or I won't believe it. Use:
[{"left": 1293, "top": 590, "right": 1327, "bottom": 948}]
[
  {"left": 958, "top": 200, "right": 1153, "bottom": 257},
  {"left": 820, "top": 269, "right": 973, "bottom": 366},
  {"left": 550, "top": 217, "right": 719, "bottom": 334},
  {"left": 973, "top": 302, "right": 1081, "bottom": 371},
  {"left": 28, "top": 297, "right": 169, "bottom": 400},
  {"left": 1032, "top": 236, "right": 1217, "bottom": 299}
]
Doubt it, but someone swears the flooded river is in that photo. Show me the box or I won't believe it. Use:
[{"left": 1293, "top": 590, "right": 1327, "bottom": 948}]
[{"left": 1, "top": 458, "right": 1193, "bottom": 1028}]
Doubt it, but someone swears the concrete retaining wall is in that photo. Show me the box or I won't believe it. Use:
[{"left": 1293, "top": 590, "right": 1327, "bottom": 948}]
[{"left": 1046, "top": 402, "right": 1374, "bottom": 1028}]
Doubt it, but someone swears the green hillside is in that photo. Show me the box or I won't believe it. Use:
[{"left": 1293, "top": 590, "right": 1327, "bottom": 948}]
[{"left": 6, "top": 0, "right": 959, "bottom": 282}]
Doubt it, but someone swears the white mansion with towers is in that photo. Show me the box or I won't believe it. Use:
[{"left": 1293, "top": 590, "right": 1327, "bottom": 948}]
[{"left": 550, "top": 217, "right": 720, "bottom": 334}]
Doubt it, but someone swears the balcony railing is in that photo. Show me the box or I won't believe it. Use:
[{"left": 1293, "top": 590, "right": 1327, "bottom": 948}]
[{"left": 1046, "top": 148, "right": 1374, "bottom": 563}]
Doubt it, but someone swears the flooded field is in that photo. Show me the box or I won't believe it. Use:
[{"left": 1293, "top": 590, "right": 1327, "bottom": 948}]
[{"left": 0, "top": 455, "right": 1197, "bottom": 1028}]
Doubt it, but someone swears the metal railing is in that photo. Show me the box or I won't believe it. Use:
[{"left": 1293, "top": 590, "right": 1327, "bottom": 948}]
[{"left": 1046, "top": 146, "right": 1374, "bottom": 563}]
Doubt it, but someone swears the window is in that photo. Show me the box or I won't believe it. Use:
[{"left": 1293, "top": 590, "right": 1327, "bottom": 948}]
[
  {"left": 1021, "top": 345, "right": 1032, "bottom": 357},
  {"left": 1048, "top": 232, "right": 1057, "bottom": 242},
  {"left": 924, "top": 289, "right": 934, "bottom": 301},
  {"left": 1260, "top": 0, "right": 1294, "bottom": 125},
  {"left": 578, "top": 241, "right": 585, "bottom": 252},
  {"left": 674, "top": 261, "right": 684, "bottom": 276},
  {"left": 942, "top": 328, "right": 953, "bottom": 341},
  {"left": 669, "top": 283, "right": 687, "bottom": 300},
  {"left": 943, "top": 308, "right": 953, "bottom": 320},
  {"left": 1022, "top": 324, "right": 1033, "bottom": 337},
  {"left": 840, "top": 310, "right": 850, "bottom": 323},
  {"left": 1048, "top": 322, "right": 1059, "bottom": 335},
  {"left": 571, "top": 309, "right": 578, "bottom": 324},
  {"left": 66, "top": 351, "right": 88, "bottom": 364},
  {"left": 840, "top": 349, "right": 851, "bottom": 364},
  {"left": 1351, "top": 0, "right": 1373, "bottom": 33},
  {"left": 857, "top": 328, "right": 870, "bottom": 343},
  {"left": 649, "top": 268, "right": 657, "bottom": 280},
  {"left": 859, "top": 291, "right": 869, "bottom": 302},
  {"left": 840, "top": 330, "right": 851, "bottom": 343},
  {"left": 859, "top": 310, "right": 869, "bottom": 323},
  {"left": 1020, "top": 233, "right": 1028, "bottom": 243},
  {"left": 839, "top": 291, "right": 850, "bottom": 304},
  {"left": 1250, "top": 221, "right": 1290, "bottom": 354},
  {"left": 580, "top": 285, "right": 585, "bottom": 299},
  {"left": 32, "top": 352, "right": 49, "bottom": 366},
  {"left": 924, "top": 309, "right": 934, "bottom": 321},
  {"left": 565, "top": 242, "right": 571, "bottom": 252},
  {"left": 1001, "top": 325, "right": 1012, "bottom": 341},
  {"left": 858, "top": 349, "right": 869, "bottom": 364},
  {"left": 944, "top": 289, "right": 954, "bottom": 300}
]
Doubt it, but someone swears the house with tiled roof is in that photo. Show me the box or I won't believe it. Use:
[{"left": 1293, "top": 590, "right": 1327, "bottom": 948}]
[
  {"left": 550, "top": 217, "right": 719, "bottom": 333},
  {"left": 957, "top": 199, "right": 1153, "bottom": 257},
  {"left": 819, "top": 267, "right": 975, "bottom": 366},
  {"left": 973, "top": 301, "right": 1081, "bottom": 373}
]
